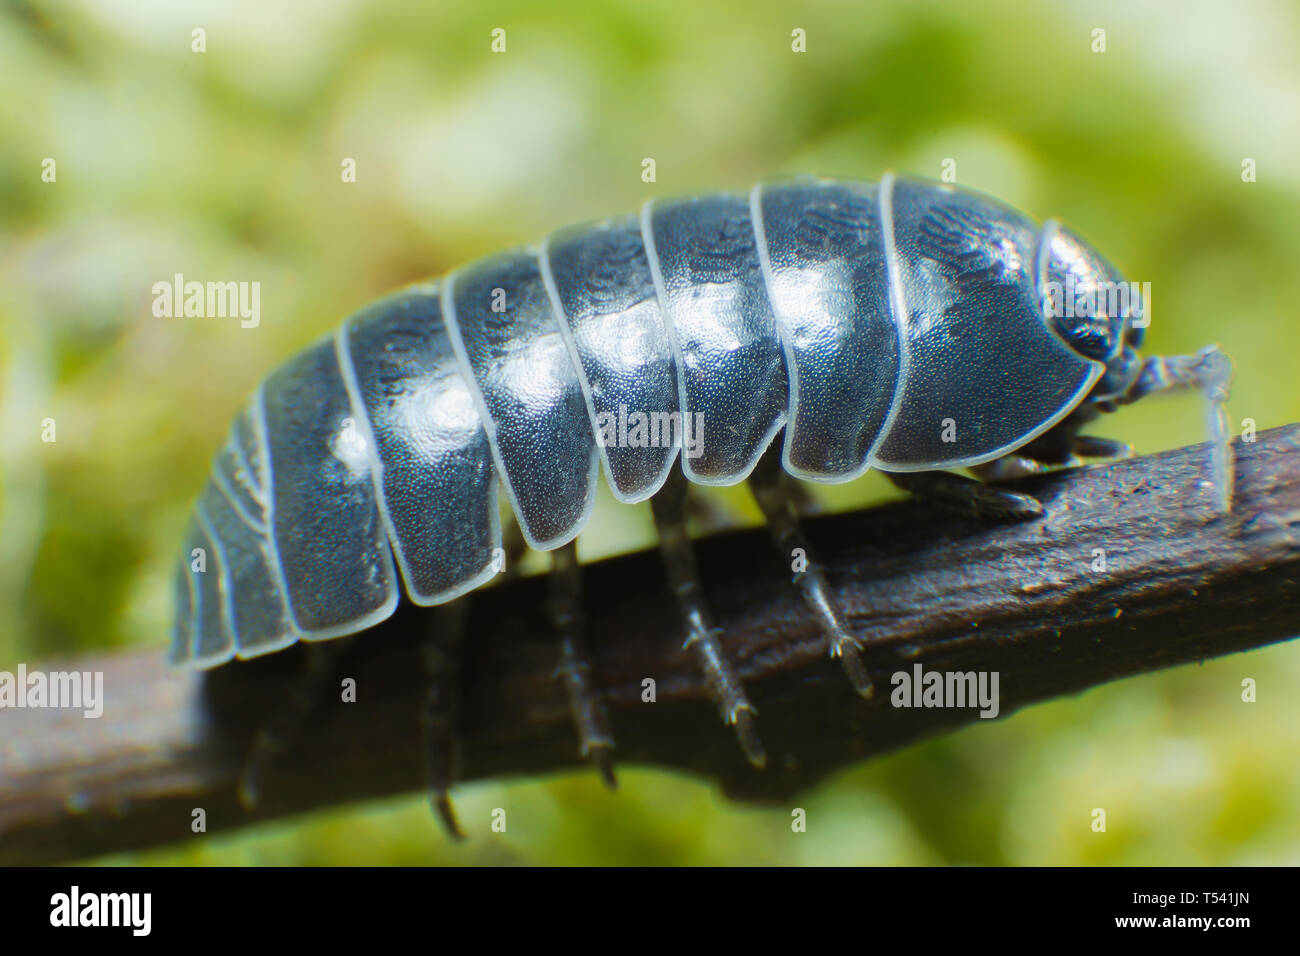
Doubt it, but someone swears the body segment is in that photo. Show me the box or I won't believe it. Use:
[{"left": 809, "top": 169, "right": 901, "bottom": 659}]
[
  {"left": 540, "top": 216, "right": 680, "bottom": 503},
  {"left": 871, "top": 178, "right": 1099, "bottom": 468},
  {"left": 751, "top": 178, "right": 901, "bottom": 481},
  {"left": 338, "top": 287, "right": 501, "bottom": 605}
]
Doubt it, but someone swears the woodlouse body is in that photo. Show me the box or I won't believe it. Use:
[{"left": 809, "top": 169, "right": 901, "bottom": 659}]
[
  {"left": 173, "top": 174, "right": 1180, "bottom": 666},
  {"left": 169, "top": 174, "right": 1232, "bottom": 815}
]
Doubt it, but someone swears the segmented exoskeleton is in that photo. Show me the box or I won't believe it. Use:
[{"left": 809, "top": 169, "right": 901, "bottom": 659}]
[{"left": 171, "top": 174, "right": 1233, "bottom": 832}]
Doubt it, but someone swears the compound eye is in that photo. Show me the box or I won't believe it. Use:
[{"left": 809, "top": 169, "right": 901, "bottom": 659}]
[{"left": 1066, "top": 317, "right": 1117, "bottom": 361}]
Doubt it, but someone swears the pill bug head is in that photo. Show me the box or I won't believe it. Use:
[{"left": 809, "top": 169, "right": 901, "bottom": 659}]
[
  {"left": 1038, "top": 222, "right": 1134, "bottom": 356},
  {"left": 1038, "top": 220, "right": 1147, "bottom": 400},
  {"left": 1039, "top": 220, "right": 1234, "bottom": 514}
]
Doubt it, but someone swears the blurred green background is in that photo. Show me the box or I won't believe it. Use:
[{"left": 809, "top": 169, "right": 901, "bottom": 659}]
[{"left": 2, "top": 0, "right": 1298, "bottom": 865}]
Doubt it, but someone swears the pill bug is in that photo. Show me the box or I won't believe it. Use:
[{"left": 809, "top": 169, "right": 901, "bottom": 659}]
[{"left": 169, "top": 173, "right": 1233, "bottom": 830}]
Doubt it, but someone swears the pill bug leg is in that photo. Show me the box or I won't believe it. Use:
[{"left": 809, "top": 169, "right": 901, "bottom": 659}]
[
  {"left": 886, "top": 471, "right": 1046, "bottom": 522},
  {"left": 549, "top": 542, "right": 618, "bottom": 789},
  {"left": 748, "top": 450, "right": 873, "bottom": 699},
  {"left": 238, "top": 641, "right": 344, "bottom": 810},
  {"left": 779, "top": 473, "right": 823, "bottom": 518},
  {"left": 969, "top": 436, "right": 1130, "bottom": 483},
  {"left": 650, "top": 470, "right": 766, "bottom": 768},
  {"left": 964, "top": 399, "right": 1128, "bottom": 484},
  {"left": 500, "top": 515, "right": 528, "bottom": 581},
  {"left": 419, "top": 602, "right": 467, "bottom": 839},
  {"left": 1070, "top": 435, "right": 1132, "bottom": 460},
  {"left": 685, "top": 488, "right": 739, "bottom": 535}
]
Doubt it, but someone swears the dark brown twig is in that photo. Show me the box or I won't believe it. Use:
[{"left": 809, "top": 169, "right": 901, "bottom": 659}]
[{"left": 2, "top": 425, "right": 1298, "bottom": 865}]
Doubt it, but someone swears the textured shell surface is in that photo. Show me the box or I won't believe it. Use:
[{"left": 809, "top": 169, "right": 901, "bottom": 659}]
[{"left": 170, "top": 174, "right": 1104, "bottom": 669}]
